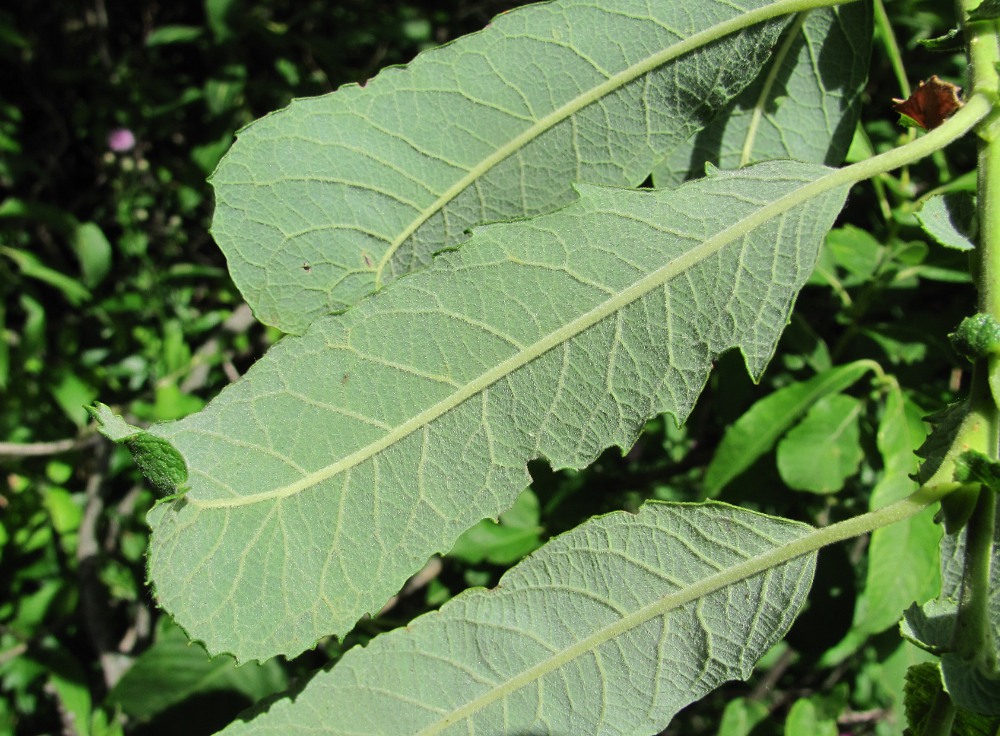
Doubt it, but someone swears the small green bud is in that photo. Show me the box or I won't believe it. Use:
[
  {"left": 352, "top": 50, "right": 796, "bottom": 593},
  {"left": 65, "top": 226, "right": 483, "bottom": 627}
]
[{"left": 950, "top": 313, "right": 1000, "bottom": 361}]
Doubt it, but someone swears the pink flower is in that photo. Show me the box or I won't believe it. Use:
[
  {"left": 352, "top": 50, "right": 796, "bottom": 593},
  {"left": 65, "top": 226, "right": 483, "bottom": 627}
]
[{"left": 107, "top": 128, "right": 136, "bottom": 153}]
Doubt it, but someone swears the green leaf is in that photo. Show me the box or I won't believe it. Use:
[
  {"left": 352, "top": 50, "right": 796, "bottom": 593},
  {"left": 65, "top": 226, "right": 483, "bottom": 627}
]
[
  {"left": 147, "top": 160, "right": 850, "bottom": 661},
  {"left": 0, "top": 245, "right": 92, "bottom": 305},
  {"left": 448, "top": 488, "right": 542, "bottom": 565},
  {"left": 0, "top": 302, "right": 8, "bottom": 390},
  {"left": 88, "top": 403, "right": 189, "bottom": 496},
  {"left": 71, "top": 222, "right": 113, "bottom": 288},
  {"left": 204, "top": 0, "right": 239, "bottom": 41},
  {"left": 852, "top": 387, "right": 939, "bottom": 636},
  {"left": 951, "top": 313, "right": 1000, "bottom": 361},
  {"left": 45, "top": 654, "right": 92, "bottom": 736},
  {"left": 51, "top": 373, "right": 98, "bottom": 428},
  {"left": 717, "top": 697, "right": 770, "bottom": 736},
  {"left": 213, "top": 502, "right": 816, "bottom": 734},
  {"left": 776, "top": 393, "right": 864, "bottom": 494},
  {"left": 903, "top": 662, "right": 1000, "bottom": 736},
  {"left": 703, "top": 361, "right": 874, "bottom": 497},
  {"left": 107, "top": 619, "right": 288, "bottom": 722},
  {"left": 954, "top": 450, "right": 1000, "bottom": 490},
  {"left": 969, "top": 0, "right": 1000, "bottom": 21},
  {"left": 145, "top": 25, "right": 204, "bottom": 46},
  {"left": 652, "top": 4, "right": 871, "bottom": 187},
  {"left": 783, "top": 686, "right": 846, "bottom": 736},
  {"left": 211, "top": 0, "right": 798, "bottom": 334},
  {"left": 903, "top": 525, "right": 1000, "bottom": 715},
  {"left": 916, "top": 192, "right": 977, "bottom": 251},
  {"left": 822, "top": 224, "right": 883, "bottom": 284}
]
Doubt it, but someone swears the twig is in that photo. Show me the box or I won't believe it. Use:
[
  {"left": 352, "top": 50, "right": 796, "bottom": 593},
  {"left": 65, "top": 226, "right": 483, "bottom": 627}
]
[{"left": 0, "top": 433, "right": 99, "bottom": 458}]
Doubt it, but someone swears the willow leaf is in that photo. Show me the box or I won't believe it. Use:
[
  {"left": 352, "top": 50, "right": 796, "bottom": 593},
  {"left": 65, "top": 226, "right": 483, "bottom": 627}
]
[
  {"left": 652, "top": 3, "right": 871, "bottom": 186},
  {"left": 210, "top": 0, "right": 807, "bottom": 334},
  {"left": 148, "top": 160, "right": 849, "bottom": 662},
  {"left": 217, "top": 502, "right": 816, "bottom": 735}
]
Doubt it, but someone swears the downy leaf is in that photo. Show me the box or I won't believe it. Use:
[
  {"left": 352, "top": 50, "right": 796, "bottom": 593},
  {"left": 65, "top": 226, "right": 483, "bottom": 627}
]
[
  {"left": 916, "top": 192, "right": 977, "bottom": 251},
  {"left": 146, "top": 159, "right": 850, "bottom": 662},
  {"left": 215, "top": 502, "right": 816, "bottom": 735},
  {"left": 211, "top": 0, "right": 802, "bottom": 334},
  {"left": 652, "top": 4, "right": 871, "bottom": 186}
]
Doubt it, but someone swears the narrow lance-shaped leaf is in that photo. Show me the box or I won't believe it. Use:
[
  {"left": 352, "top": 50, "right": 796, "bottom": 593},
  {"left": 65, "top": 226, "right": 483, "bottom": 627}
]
[
  {"left": 851, "top": 386, "right": 939, "bottom": 636},
  {"left": 652, "top": 3, "right": 871, "bottom": 187},
  {"left": 147, "top": 160, "right": 850, "bottom": 662},
  {"left": 211, "top": 0, "right": 804, "bottom": 334},
  {"left": 216, "top": 502, "right": 817, "bottom": 735}
]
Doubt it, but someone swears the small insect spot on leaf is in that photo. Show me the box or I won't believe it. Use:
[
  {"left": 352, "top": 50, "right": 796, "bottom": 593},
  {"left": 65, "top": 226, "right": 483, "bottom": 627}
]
[
  {"left": 362, "top": 252, "right": 374, "bottom": 269},
  {"left": 341, "top": 373, "right": 349, "bottom": 385},
  {"left": 302, "top": 262, "right": 312, "bottom": 273},
  {"left": 891, "top": 75, "right": 963, "bottom": 130}
]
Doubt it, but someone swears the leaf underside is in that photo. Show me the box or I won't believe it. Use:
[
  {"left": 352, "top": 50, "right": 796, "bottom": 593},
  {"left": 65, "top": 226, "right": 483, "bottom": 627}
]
[
  {"left": 652, "top": 3, "right": 872, "bottom": 186},
  {"left": 148, "top": 160, "right": 849, "bottom": 662},
  {"left": 211, "top": 0, "right": 792, "bottom": 334},
  {"left": 216, "top": 502, "right": 816, "bottom": 735}
]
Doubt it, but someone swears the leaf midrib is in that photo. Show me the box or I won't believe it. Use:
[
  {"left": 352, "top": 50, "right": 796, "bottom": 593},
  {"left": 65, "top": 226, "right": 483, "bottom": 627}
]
[
  {"left": 371, "top": 0, "right": 851, "bottom": 288},
  {"left": 192, "top": 165, "right": 846, "bottom": 511},
  {"left": 415, "top": 484, "right": 948, "bottom": 734},
  {"left": 416, "top": 514, "right": 814, "bottom": 735}
]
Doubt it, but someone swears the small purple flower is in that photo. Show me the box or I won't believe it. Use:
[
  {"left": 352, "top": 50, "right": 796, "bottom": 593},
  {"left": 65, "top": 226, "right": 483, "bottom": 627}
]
[{"left": 107, "top": 128, "right": 136, "bottom": 153}]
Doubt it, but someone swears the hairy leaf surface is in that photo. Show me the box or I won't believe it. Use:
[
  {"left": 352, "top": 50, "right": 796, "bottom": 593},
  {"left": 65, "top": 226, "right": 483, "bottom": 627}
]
[
  {"left": 216, "top": 502, "right": 816, "bottom": 735},
  {"left": 211, "top": 0, "right": 802, "bottom": 333},
  {"left": 148, "top": 160, "right": 849, "bottom": 661},
  {"left": 652, "top": 4, "right": 871, "bottom": 187}
]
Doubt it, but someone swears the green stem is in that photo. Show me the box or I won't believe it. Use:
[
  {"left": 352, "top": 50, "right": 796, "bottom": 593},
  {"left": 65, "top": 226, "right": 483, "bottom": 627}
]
[
  {"left": 741, "top": 12, "right": 810, "bottom": 166},
  {"left": 873, "top": 0, "right": 910, "bottom": 98},
  {"left": 953, "top": 480, "right": 997, "bottom": 667},
  {"left": 950, "top": 0, "right": 1000, "bottom": 672},
  {"left": 976, "top": 108, "right": 1000, "bottom": 321},
  {"left": 837, "top": 95, "right": 992, "bottom": 185},
  {"left": 422, "top": 483, "right": 953, "bottom": 735}
]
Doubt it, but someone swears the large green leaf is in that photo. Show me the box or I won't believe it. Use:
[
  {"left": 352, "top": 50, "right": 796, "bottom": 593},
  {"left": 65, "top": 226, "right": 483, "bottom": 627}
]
[
  {"left": 210, "top": 0, "right": 808, "bottom": 334},
  {"left": 146, "top": 160, "right": 850, "bottom": 662},
  {"left": 216, "top": 502, "right": 816, "bottom": 735},
  {"left": 652, "top": 3, "right": 871, "bottom": 186}
]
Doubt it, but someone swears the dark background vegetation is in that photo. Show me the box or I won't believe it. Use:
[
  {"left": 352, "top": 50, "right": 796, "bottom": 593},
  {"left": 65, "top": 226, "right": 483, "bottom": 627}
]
[{"left": 0, "top": 0, "right": 978, "bottom": 734}]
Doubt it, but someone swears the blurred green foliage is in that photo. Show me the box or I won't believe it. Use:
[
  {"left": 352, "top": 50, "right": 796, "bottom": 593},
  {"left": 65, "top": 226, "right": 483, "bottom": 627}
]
[
  {"left": 0, "top": 0, "right": 990, "bottom": 734},
  {"left": 0, "top": 2, "right": 521, "bottom": 733}
]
